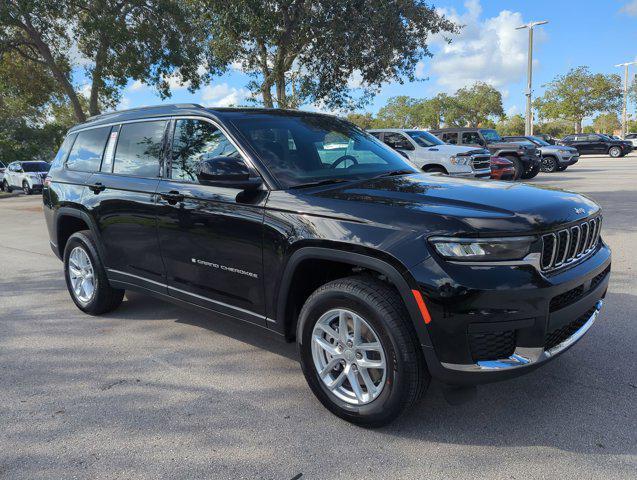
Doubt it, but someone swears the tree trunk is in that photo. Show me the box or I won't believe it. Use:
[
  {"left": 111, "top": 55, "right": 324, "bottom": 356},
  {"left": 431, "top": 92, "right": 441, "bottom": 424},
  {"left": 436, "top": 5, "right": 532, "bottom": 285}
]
[
  {"left": 275, "top": 73, "right": 287, "bottom": 109},
  {"left": 89, "top": 40, "right": 109, "bottom": 116},
  {"left": 575, "top": 119, "right": 582, "bottom": 133},
  {"left": 22, "top": 18, "right": 86, "bottom": 122},
  {"left": 261, "top": 82, "right": 274, "bottom": 108}
]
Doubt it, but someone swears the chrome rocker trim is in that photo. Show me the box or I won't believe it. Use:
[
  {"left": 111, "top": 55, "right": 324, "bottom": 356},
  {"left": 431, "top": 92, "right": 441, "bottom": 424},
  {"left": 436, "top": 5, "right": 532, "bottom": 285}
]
[{"left": 441, "top": 300, "right": 603, "bottom": 372}]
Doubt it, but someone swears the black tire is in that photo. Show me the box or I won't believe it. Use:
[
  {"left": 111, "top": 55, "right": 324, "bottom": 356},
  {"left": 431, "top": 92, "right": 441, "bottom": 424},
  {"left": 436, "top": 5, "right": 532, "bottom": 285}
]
[
  {"left": 3, "top": 179, "right": 12, "bottom": 193},
  {"left": 423, "top": 165, "right": 448, "bottom": 175},
  {"left": 608, "top": 146, "right": 622, "bottom": 158},
  {"left": 522, "top": 163, "right": 540, "bottom": 179},
  {"left": 63, "top": 230, "right": 124, "bottom": 315},
  {"left": 503, "top": 155, "right": 523, "bottom": 180},
  {"left": 22, "top": 181, "right": 32, "bottom": 195},
  {"left": 540, "top": 155, "right": 558, "bottom": 173},
  {"left": 297, "top": 275, "right": 429, "bottom": 427}
]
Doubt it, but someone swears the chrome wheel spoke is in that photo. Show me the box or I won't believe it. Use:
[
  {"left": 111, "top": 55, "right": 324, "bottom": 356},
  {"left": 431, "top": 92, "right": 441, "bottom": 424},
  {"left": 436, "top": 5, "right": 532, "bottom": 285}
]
[
  {"left": 68, "top": 247, "right": 95, "bottom": 303},
  {"left": 311, "top": 308, "right": 387, "bottom": 406}
]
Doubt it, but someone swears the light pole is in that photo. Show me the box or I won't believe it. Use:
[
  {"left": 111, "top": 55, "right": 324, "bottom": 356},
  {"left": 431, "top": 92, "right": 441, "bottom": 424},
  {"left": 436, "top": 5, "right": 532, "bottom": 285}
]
[
  {"left": 615, "top": 61, "right": 636, "bottom": 139},
  {"left": 516, "top": 20, "right": 548, "bottom": 136}
]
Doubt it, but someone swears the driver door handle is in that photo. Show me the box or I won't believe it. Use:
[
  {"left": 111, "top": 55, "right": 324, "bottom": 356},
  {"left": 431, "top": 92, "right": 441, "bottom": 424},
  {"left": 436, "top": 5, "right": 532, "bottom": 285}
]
[
  {"left": 160, "top": 190, "right": 185, "bottom": 205},
  {"left": 88, "top": 182, "right": 106, "bottom": 193}
]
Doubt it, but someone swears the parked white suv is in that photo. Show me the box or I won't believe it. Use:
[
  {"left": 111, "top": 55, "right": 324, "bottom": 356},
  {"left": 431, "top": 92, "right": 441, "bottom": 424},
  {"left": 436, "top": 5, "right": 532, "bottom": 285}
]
[
  {"left": 2, "top": 161, "right": 51, "bottom": 195},
  {"left": 624, "top": 133, "right": 637, "bottom": 148},
  {"left": 368, "top": 129, "right": 491, "bottom": 178}
]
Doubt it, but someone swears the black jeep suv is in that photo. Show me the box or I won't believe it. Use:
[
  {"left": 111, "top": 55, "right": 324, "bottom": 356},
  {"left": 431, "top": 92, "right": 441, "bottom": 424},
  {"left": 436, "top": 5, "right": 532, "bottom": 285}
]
[
  {"left": 43, "top": 105, "right": 611, "bottom": 426},
  {"left": 429, "top": 127, "right": 541, "bottom": 180}
]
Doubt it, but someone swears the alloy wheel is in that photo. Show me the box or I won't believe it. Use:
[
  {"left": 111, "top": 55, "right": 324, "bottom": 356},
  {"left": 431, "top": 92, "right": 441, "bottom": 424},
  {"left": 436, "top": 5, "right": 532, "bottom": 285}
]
[
  {"left": 311, "top": 308, "right": 387, "bottom": 405},
  {"left": 68, "top": 247, "right": 96, "bottom": 304},
  {"left": 609, "top": 146, "right": 621, "bottom": 158},
  {"left": 541, "top": 156, "right": 556, "bottom": 172}
]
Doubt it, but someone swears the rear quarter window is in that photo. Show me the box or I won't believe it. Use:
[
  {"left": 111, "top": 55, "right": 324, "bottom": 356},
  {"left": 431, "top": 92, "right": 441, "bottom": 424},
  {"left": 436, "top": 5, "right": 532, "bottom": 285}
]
[
  {"left": 51, "top": 134, "right": 77, "bottom": 169},
  {"left": 66, "top": 127, "right": 111, "bottom": 172}
]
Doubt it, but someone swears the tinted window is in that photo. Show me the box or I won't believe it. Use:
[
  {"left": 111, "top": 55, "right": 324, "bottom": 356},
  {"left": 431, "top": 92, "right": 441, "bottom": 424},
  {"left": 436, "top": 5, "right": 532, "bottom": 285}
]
[
  {"left": 171, "top": 119, "right": 241, "bottom": 182},
  {"left": 462, "top": 132, "right": 482, "bottom": 144},
  {"left": 480, "top": 129, "right": 501, "bottom": 142},
  {"left": 369, "top": 132, "right": 383, "bottom": 140},
  {"left": 383, "top": 132, "right": 412, "bottom": 149},
  {"left": 406, "top": 130, "right": 443, "bottom": 147},
  {"left": 563, "top": 136, "right": 574, "bottom": 141},
  {"left": 231, "top": 114, "right": 415, "bottom": 188},
  {"left": 441, "top": 132, "right": 458, "bottom": 144},
  {"left": 66, "top": 127, "right": 111, "bottom": 172},
  {"left": 51, "top": 134, "right": 76, "bottom": 168},
  {"left": 113, "top": 121, "right": 167, "bottom": 177},
  {"left": 22, "top": 162, "right": 50, "bottom": 172}
]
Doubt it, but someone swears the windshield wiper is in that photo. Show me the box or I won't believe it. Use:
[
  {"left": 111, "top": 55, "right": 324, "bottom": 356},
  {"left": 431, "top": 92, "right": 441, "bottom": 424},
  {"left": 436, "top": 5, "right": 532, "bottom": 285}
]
[
  {"left": 289, "top": 178, "right": 353, "bottom": 189},
  {"left": 371, "top": 169, "right": 415, "bottom": 179}
]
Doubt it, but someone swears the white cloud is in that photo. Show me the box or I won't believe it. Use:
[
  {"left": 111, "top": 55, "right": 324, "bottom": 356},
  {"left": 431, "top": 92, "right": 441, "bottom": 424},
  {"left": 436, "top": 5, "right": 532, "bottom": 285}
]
[
  {"left": 129, "top": 80, "right": 145, "bottom": 91},
  {"left": 429, "top": 0, "right": 545, "bottom": 92},
  {"left": 620, "top": 1, "right": 637, "bottom": 16},
  {"left": 201, "top": 83, "right": 250, "bottom": 107},
  {"left": 415, "top": 61, "right": 427, "bottom": 79}
]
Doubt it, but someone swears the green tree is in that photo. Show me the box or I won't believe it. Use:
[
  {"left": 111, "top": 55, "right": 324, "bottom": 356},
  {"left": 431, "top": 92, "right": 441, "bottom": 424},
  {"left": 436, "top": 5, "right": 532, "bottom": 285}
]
[
  {"left": 344, "top": 112, "right": 375, "bottom": 130},
  {"left": 592, "top": 112, "right": 621, "bottom": 134},
  {"left": 444, "top": 82, "right": 504, "bottom": 127},
  {"left": 535, "top": 119, "right": 576, "bottom": 139},
  {"left": 415, "top": 94, "right": 453, "bottom": 129},
  {"left": 375, "top": 96, "right": 422, "bottom": 128},
  {"left": 197, "top": 0, "right": 458, "bottom": 109},
  {"left": 496, "top": 114, "right": 525, "bottom": 136},
  {"left": 534, "top": 66, "right": 622, "bottom": 134},
  {"left": 1, "top": 0, "right": 205, "bottom": 121}
]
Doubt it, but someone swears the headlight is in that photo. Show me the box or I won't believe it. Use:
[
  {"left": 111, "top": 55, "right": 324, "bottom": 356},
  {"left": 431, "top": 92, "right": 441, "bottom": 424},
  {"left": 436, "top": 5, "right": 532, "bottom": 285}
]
[
  {"left": 429, "top": 236, "right": 535, "bottom": 261},
  {"left": 449, "top": 156, "right": 471, "bottom": 166}
]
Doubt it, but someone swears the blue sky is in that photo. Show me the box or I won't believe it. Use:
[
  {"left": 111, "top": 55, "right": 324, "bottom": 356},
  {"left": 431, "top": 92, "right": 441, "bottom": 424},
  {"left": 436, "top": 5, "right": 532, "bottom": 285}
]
[{"left": 94, "top": 0, "right": 637, "bottom": 120}]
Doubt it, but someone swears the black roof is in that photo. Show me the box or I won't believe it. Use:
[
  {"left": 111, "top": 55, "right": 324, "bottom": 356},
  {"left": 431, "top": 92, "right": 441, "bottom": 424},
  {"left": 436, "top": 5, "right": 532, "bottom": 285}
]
[{"left": 69, "top": 103, "right": 339, "bottom": 132}]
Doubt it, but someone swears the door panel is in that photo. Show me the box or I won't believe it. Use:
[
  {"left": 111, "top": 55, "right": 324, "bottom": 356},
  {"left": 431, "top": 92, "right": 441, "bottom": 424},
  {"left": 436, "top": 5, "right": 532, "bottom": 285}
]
[{"left": 156, "top": 117, "right": 267, "bottom": 325}]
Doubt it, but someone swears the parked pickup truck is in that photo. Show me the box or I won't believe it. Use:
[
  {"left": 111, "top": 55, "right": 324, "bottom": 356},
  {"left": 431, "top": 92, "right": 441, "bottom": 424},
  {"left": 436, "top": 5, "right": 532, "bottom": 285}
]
[
  {"left": 502, "top": 135, "right": 579, "bottom": 173},
  {"left": 368, "top": 129, "right": 491, "bottom": 178},
  {"left": 429, "top": 128, "right": 541, "bottom": 180}
]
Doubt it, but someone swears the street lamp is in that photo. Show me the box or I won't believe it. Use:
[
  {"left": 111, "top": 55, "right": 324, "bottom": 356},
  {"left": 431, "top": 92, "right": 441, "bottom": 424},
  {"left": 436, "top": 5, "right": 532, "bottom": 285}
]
[
  {"left": 516, "top": 20, "right": 548, "bottom": 136},
  {"left": 615, "top": 61, "right": 637, "bottom": 139}
]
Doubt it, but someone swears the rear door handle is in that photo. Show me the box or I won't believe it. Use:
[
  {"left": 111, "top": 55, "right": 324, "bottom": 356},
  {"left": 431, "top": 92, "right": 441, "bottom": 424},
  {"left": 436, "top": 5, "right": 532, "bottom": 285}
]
[
  {"left": 88, "top": 182, "right": 106, "bottom": 193},
  {"left": 160, "top": 190, "right": 185, "bottom": 205}
]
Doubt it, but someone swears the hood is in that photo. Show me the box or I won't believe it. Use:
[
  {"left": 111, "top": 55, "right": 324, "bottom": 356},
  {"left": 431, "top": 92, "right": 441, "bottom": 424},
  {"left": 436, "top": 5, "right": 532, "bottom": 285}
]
[
  {"left": 310, "top": 173, "right": 600, "bottom": 234},
  {"left": 425, "top": 145, "right": 489, "bottom": 156},
  {"left": 541, "top": 145, "right": 578, "bottom": 153}
]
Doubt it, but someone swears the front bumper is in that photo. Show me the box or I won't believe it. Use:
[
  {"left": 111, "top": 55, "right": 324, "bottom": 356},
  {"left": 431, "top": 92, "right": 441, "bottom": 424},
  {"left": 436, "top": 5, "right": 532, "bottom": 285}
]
[
  {"left": 452, "top": 168, "right": 491, "bottom": 179},
  {"left": 558, "top": 154, "right": 579, "bottom": 165},
  {"left": 409, "top": 242, "right": 611, "bottom": 385}
]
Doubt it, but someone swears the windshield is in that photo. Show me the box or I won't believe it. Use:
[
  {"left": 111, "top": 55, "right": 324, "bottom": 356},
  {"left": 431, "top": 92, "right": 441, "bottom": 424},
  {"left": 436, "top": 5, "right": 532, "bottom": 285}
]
[
  {"left": 22, "top": 162, "right": 50, "bottom": 172},
  {"left": 480, "top": 129, "right": 502, "bottom": 143},
  {"left": 528, "top": 136, "right": 550, "bottom": 146},
  {"left": 231, "top": 113, "right": 417, "bottom": 188},
  {"left": 405, "top": 130, "right": 444, "bottom": 147}
]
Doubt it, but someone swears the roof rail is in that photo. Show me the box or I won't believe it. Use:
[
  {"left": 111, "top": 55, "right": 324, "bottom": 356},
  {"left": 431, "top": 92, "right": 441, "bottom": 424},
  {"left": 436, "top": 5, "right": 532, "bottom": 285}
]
[{"left": 85, "top": 103, "right": 205, "bottom": 122}]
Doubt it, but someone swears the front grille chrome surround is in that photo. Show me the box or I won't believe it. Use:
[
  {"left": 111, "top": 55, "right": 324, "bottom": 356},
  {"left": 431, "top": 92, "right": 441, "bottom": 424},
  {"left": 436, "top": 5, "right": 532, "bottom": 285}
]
[
  {"left": 470, "top": 155, "right": 491, "bottom": 171},
  {"left": 541, "top": 216, "right": 602, "bottom": 272}
]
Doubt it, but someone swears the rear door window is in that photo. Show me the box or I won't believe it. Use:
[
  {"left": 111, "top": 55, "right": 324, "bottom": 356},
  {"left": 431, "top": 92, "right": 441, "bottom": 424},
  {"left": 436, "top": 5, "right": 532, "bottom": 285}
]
[
  {"left": 113, "top": 121, "right": 167, "bottom": 177},
  {"left": 66, "top": 127, "right": 111, "bottom": 172},
  {"left": 461, "top": 132, "right": 481, "bottom": 144}
]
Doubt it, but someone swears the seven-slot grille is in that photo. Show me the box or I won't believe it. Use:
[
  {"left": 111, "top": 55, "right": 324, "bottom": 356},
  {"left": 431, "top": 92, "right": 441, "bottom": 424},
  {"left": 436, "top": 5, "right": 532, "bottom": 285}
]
[
  {"left": 471, "top": 155, "right": 491, "bottom": 170},
  {"left": 540, "top": 216, "right": 602, "bottom": 272}
]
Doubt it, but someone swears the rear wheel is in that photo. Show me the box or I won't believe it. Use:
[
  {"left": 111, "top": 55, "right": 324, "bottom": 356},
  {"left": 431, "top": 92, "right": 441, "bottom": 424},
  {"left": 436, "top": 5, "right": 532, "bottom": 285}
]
[
  {"left": 3, "top": 179, "right": 12, "bottom": 193},
  {"left": 540, "top": 155, "right": 558, "bottom": 173},
  {"left": 64, "top": 230, "right": 124, "bottom": 315},
  {"left": 297, "top": 276, "right": 429, "bottom": 426},
  {"left": 609, "top": 146, "right": 622, "bottom": 158},
  {"left": 503, "top": 155, "right": 523, "bottom": 180}
]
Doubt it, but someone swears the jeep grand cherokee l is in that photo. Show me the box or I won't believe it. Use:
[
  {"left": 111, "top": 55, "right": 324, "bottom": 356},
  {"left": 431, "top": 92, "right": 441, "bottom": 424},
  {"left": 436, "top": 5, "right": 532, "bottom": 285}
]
[
  {"left": 43, "top": 105, "right": 611, "bottom": 426},
  {"left": 559, "top": 134, "right": 632, "bottom": 157}
]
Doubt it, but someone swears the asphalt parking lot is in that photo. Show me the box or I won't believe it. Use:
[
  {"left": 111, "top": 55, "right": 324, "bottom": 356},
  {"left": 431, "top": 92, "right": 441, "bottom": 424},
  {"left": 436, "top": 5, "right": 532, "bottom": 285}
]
[{"left": 1, "top": 155, "right": 636, "bottom": 480}]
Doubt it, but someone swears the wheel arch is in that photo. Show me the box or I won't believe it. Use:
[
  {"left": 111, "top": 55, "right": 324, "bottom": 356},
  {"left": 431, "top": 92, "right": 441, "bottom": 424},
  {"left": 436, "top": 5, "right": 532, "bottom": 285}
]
[
  {"left": 55, "top": 207, "right": 105, "bottom": 261},
  {"left": 276, "top": 246, "right": 432, "bottom": 348},
  {"left": 422, "top": 164, "right": 449, "bottom": 174}
]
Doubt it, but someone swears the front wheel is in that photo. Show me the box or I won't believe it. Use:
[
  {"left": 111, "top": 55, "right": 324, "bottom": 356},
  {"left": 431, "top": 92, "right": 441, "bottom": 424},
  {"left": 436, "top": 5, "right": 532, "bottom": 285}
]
[
  {"left": 503, "top": 156, "right": 523, "bottom": 180},
  {"left": 22, "top": 181, "right": 32, "bottom": 195},
  {"left": 297, "top": 276, "right": 429, "bottom": 426},
  {"left": 522, "top": 163, "right": 540, "bottom": 179},
  {"left": 540, "top": 156, "right": 558, "bottom": 173},
  {"left": 609, "top": 146, "right": 622, "bottom": 158}
]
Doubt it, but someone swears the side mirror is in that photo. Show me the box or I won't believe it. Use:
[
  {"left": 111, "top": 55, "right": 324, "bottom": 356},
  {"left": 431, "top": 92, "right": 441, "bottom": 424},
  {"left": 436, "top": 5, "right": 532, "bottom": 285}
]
[
  {"left": 477, "top": 138, "right": 486, "bottom": 146},
  {"left": 197, "top": 156, "right": 262, "bottom": 190}
]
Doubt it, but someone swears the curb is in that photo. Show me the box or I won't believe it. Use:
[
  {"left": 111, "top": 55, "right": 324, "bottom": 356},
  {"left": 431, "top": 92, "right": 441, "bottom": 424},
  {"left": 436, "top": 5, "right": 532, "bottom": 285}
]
[{"left": 0, "top": 192, "right": 22, "bottom": 200}]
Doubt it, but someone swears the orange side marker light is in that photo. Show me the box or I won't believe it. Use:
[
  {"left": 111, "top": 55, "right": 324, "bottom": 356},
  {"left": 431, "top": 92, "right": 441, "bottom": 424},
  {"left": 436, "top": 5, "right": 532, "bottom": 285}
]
[{"left": 412, "top": 289, "right": 432, "bottom": 324}]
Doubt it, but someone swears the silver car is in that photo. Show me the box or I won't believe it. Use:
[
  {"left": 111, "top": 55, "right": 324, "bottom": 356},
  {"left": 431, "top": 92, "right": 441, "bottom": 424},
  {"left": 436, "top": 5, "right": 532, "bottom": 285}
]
[{"left": 502, "top": 135, "right": 579, "bottom": 173}]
